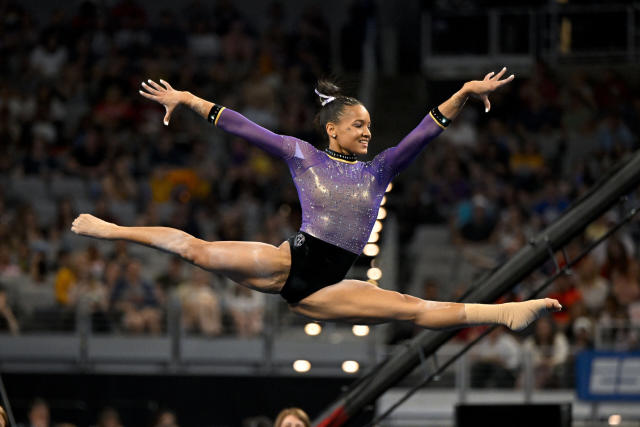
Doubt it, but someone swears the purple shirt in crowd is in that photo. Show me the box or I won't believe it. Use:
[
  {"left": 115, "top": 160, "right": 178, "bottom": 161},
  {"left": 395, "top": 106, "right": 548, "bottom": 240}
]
[{"left": 217, "top": 108, "right": 444, "bottom": 254}]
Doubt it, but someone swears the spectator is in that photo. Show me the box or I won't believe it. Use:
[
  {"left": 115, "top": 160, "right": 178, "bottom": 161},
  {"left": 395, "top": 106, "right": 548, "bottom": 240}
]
[
  {"left": 575, "top": 254, "right": 609, "bottom": 316},
  {"left": 0, "top": 405, "right": 8, "bottom": 427},
  {"left": 101, "top": 155, "right": 138, "bottom": 202},
  {"left": 29, "top": 31, "right": 68, "bottom": 79},
  {"left": 110, "top": 259, "right": 162, "bottom": 334},
  {"left": 177, "top": 267, "right": 222, "bottom": 336},
  {"left": 455, "top": 194, "right": 497, "bottom": 244},
  {"left": 226, "top": 283, "right": 264, "bottom": 337},
  {"left": 521, "top": 316, "right": 569, "bottom": 389},
  {"left": 92, "top": 407, "right": 122, "bottom": 427},
  {"left": 598, "top": 294, "right": 633, "bottom": 350},
  {"left": 24, "top": 398, "right": 50, "bottom": 427},
  {"left": 274, "top": 408, "right": 310, "bottom": 427},
  {"left": 155, "top": 256, "right": 184, "bottom": 301},
  {"left": 469, "top": 327, "right": 520, "bottom": 388},
  {"left": 69, "top": 255, "right": 111, "bottom": 332},
  {"left": 54, "top": 250, "right": 78, "bottom": 308},
  {"left": 0, "top": 287, "right": 20, "bottom": 334},
  {"left": 151, "top": 409, "right": 178, "bottom": 427}
]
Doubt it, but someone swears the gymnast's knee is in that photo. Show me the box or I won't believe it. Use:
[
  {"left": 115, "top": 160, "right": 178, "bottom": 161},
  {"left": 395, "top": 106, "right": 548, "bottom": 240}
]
[
  {"left": 397, "top": 293, "right": 425, "bottom": 322},
  {"left": 181, "top": 238, "right": 211, "bottom": 266}
]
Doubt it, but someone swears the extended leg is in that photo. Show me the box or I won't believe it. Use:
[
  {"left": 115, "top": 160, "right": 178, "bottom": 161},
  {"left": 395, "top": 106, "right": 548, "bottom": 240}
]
[
  {"left": 71, "top": 214, "right": 290, "bottom": 292},
  {"left": 291, "top": 280, "right": 561, "bottom": 331}
]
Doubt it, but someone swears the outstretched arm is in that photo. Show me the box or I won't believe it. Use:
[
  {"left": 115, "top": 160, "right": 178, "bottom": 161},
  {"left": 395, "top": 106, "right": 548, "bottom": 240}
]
[
  {"left": 139, "top": 79, "right": 294, "bottom": 159},
  {"left": 381, "top": 67, "right": 514, "bottom": 176},
  {"left": 438, "top": 66, "right": 514, "bottom": 118}
]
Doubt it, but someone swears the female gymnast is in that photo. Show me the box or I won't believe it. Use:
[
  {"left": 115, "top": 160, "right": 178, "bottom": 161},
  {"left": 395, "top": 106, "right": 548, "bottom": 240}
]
[{"left": 72, "top": 67, "right": 561, "bottom": 331}]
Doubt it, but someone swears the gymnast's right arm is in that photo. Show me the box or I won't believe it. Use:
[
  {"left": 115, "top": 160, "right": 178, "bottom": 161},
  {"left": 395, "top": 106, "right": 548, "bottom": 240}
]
[{"left": 139, "top": 79, "right": 293, "bottom": 159}]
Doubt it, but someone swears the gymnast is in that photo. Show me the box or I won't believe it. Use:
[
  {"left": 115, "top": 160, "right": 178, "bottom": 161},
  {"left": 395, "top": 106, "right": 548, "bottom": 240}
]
[{"left": 72, "top": 67, "right": 561, "bottom": 331}]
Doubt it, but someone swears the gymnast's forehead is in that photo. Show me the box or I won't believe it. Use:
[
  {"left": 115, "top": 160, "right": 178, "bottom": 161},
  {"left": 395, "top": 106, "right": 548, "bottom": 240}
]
[{"left": 340, "top": 104, "right": 371, "bottom": 123}]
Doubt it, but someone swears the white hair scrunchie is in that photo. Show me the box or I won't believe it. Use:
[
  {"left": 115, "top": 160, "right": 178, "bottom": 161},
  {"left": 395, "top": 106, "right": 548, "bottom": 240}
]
[{"left": 314, "top": 88, "right": 336, "bottom": 107}]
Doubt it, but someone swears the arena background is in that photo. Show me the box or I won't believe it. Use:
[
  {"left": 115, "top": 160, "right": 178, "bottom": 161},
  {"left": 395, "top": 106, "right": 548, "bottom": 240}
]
[{"left": 1, "top": 0, "right": 640, "bottom": 426}]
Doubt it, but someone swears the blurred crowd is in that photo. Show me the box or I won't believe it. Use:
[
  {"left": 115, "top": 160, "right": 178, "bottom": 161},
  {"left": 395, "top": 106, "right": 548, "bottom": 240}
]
[
  {"left": 0, "top": 0, "right": 336, "bottom": 336},
  {"left": 1, "top": 0, "right": 640, "bottom": 392},
  {"left": 2, "top": 398, "right": 309, "bottom": 427}
]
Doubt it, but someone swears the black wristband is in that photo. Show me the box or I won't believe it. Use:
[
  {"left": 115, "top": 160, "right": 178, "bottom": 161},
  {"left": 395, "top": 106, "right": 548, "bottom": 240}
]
[
  {"left": 207, "top": 104, "right": 224, "bottom": 125},
  {"left": 430, "top": 106, "right": 451, "bottom": 128}
]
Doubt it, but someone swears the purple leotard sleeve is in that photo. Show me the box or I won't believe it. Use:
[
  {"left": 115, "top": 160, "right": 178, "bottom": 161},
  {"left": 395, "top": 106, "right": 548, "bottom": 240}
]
[
  {"left": 216, "top": 108, "right": 295, "bottom": 159},
  {"left": 375, "top": 112, "right": 444, "bottom": 181}
]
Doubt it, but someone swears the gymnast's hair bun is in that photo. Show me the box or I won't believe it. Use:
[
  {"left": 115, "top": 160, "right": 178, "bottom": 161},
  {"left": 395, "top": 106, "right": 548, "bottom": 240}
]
[{"left": 316, "top": 80, "right": 342, "bottom": 97}]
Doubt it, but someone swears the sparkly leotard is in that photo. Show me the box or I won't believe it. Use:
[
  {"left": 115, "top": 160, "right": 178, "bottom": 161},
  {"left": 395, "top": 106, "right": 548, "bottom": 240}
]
[{"left": 217, "top": 108, "right": 444, "bottom": 254}]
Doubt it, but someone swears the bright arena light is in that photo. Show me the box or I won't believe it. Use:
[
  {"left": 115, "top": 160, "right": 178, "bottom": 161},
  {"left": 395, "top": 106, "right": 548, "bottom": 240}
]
[
  {"left": 293, "top": 360, "right": 311, "bottom": 373},
  {"left": 608, "top": 414, "right": 622, "bottom": 426},
  {"left": 342, "top": 360, "right": 360, "bottom": 374},
  {"left": 368, "top": 231, "right": 379, "bottom": 243},
  {"left": 380, "top": 196, "right": 387, "bottom": 206},
  {"left": 352, "top": 325, "right": 370, "bottom": 336},
  {"left": 377, "top": 207, "right": 387, "bottom": 220},
  {"left": 304, "top": 322, "right": 322, "bottom": 336},
  {"left": 372, "top": 220, "right": 383, "bottom": 233},
  {"left": 363, "top": 243, "right": 380, "bottom": 257},
  {"left": 367, "top": 267, "right": 382, "bottom": 281},
  {"left": 386, "top": 183, "right": 393, "bottom": 192}
]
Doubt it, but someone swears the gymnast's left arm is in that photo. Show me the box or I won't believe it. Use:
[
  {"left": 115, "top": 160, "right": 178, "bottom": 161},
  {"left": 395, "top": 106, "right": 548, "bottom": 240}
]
[{"left": 382, "top": 67, "right": 514, "bottom": 175}]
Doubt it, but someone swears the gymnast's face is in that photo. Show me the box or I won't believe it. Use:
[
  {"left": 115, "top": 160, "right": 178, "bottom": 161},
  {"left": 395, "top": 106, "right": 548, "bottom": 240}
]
[{"left": 327, "top": 104, "right": 372, "bottom": 156}]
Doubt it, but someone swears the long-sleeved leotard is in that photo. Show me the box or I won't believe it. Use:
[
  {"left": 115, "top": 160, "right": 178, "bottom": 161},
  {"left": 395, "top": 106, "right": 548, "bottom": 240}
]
[{"left": 216, "top": 108, "right": 444, "bottom": 254}]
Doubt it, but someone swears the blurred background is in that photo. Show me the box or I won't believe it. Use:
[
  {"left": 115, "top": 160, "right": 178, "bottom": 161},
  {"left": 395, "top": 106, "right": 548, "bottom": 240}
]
[{"left": 1, "top": 0, "right": 640, "bottom": 426}]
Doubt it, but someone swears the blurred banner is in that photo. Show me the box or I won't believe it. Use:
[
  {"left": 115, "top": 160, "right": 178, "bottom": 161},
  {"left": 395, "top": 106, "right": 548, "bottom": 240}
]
[{"left": 576, "top": 350, "right": 640, "bottom": 401}]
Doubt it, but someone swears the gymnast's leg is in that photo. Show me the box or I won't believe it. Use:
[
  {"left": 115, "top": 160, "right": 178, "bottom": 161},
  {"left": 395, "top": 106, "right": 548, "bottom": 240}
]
[
  {"left": 291, "top": 280, "right": 561, "bottom": 331},
  {"left": 71, "top": 214, "right": 290, "bottom": 293}
]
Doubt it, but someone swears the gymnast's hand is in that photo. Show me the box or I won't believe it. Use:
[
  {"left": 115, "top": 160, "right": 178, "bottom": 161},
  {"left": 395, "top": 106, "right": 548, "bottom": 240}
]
[
  {"left": 463, "top": 67, "right": 515, "bottom": 113},
  {"left": 139, "top": 79, "right": 184, "bottom": 126}
]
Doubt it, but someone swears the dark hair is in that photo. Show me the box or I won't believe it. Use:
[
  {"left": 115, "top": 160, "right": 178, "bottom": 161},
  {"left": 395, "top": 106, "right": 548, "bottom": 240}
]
[{"left": 313, "top": 80, "right": 362, "bottom": 145}]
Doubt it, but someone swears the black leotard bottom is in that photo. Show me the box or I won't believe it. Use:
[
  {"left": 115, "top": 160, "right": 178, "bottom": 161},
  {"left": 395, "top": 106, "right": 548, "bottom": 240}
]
[{"left": 280, "top": 232, "right": 359, "bottom": 304}]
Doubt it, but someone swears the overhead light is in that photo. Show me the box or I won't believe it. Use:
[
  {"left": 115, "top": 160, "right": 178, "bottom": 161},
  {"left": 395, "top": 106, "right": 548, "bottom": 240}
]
[
  {"left": 368, "top": 231, "right": 379, "bottom": 243},
  {"left": 377, "top": 207, "right": 387, "bottom": 220},
  {"left": 380, "top": 196, "right": 387, "bottom": 206},
  {"left": 372, "top": 220, "right": 383, "bottom": 233},
  {"left": 293, "top": 360, "right": 311, "bottom": 373},
  {"left": 363, "top": 243, "right": 379, "bottom": 257},
  {"left": 367, "top": 267, "right": 382, "bottom": 280},
  {"left": 386, "top": 183, "right": 393, "bottom": 193},
  {"left": 304, "top": 322, "right": 322, "bottom": 336},
  {"left": 352, "top": 325, "right": 370, "bottom": 336},
  {"left": 342, "top": 360, "right": 360, "bottom": 374},
  {"left": 608, "top": 415, "right": 622, "bottom": 426}
]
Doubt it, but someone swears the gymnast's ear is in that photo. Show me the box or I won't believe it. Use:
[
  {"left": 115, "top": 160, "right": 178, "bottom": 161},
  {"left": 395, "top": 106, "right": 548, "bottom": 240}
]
[{"left": 325, "top": 122, "right": 337, "bottom": 140}]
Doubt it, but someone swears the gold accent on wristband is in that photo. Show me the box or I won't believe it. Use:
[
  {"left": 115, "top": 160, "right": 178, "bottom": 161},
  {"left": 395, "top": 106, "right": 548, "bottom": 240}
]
[
  {"left": 214, "top": 106, "right": 226, "bottom": 126},
  {"left": 429, "top": 111, "right": 447, "bottom": 130}
]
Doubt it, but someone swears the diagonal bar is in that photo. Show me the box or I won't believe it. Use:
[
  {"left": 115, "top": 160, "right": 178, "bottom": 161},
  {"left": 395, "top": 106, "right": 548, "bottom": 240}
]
[{"left": 315, "top": 150, "right": 640, "bottom": 427}]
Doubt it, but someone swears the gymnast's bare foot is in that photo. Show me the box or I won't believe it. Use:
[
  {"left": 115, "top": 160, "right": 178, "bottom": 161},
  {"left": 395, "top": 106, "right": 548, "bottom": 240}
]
[
  {"left": 505, "top": 298, "right": 562, "bottom": 331},
  {"left": 71, "top": 214, "right": 118, "bottom": 239}
]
